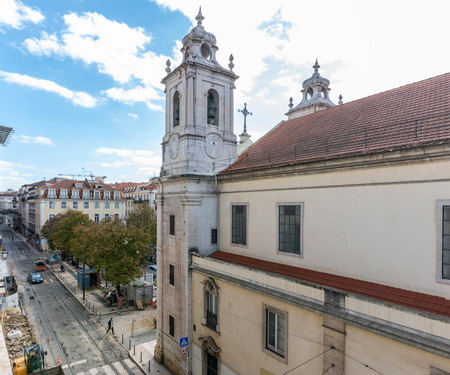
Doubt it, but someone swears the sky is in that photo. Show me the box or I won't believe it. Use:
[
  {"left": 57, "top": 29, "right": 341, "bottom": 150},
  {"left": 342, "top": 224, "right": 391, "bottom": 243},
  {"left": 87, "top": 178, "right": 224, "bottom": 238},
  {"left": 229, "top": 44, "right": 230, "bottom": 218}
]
[{"left": 0, "top": 0, "right": 449, "bottom": 191}]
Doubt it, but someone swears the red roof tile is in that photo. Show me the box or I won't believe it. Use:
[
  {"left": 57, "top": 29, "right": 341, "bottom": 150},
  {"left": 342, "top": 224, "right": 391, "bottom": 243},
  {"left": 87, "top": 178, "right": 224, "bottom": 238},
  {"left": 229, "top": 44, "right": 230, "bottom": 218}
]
[
  {"left": 222, "top": 73, "right": 450, "bottom": 174},
  {"left": 209, "top": 251, "right": 450, "bottom": 318}
]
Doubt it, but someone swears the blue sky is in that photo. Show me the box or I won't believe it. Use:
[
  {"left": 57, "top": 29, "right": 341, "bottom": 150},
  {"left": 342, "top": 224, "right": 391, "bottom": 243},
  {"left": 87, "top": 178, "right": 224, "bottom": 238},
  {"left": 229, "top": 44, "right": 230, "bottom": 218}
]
[{"left": 1, "top": 0, "right": 449, "bottom": 190}]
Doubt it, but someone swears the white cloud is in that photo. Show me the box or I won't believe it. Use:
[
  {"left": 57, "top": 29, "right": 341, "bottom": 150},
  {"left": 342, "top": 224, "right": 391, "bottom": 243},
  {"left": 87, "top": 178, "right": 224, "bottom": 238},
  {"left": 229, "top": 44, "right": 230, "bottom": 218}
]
[
  {"left": 95, "top": 147, "right": 161, "bottom": 176},
  {"left": 104, "top": 87, "right": 163, "bottom": 111},
  {"left": 0, "top": 160, "right": 35, "bottom": 190},
  {"left": 0, "top": 70, "right": 98, "bottom": 108},
  {"left": 0, "top": 0, "right": 44, "bottom": 29},
  {"left": 16, "top": 135, "right": 53, "bottom": 145},
  {"left": 128, "top": 113, "right": 139, "bottom": 120}
]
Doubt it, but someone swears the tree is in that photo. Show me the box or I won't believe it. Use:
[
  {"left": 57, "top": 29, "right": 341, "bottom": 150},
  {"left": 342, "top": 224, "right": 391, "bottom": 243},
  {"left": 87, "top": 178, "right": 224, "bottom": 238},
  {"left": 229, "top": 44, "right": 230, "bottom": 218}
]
[
  {"left": 41, "top": 210, "right": 92, "bottom": 256},
  {"left": 126, "top": 205, "right": 157, "bottom": 247},
  {"left": 88, "top": 217, "right": 152, "bottom": 288}
]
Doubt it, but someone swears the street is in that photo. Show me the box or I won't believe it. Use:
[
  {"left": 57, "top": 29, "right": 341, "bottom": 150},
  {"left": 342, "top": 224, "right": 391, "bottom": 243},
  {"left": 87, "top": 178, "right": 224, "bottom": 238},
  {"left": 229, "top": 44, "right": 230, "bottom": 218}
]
[{"left": 1, "top": 225, "right": 156, "bottom": 375}]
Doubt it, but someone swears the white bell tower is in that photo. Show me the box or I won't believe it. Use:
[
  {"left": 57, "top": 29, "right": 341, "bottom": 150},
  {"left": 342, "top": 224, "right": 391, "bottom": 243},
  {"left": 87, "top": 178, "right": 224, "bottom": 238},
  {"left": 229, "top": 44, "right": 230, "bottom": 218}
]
[
  {"left": 154, "top": 9, "right": 238, "bottom": 375},
  {"left": 160, "top": 8, "right": 238, "bottom": 177}
]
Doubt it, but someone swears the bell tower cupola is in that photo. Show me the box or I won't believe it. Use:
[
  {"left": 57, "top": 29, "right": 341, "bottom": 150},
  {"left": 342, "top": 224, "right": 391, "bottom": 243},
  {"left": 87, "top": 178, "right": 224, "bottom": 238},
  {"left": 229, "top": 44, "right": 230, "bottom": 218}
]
[
  {"left": 161, "top": 8, "right": 239, "bottom": 177},
  {"left": 286, "top": 59, "right": 335, "bottom": 119}
]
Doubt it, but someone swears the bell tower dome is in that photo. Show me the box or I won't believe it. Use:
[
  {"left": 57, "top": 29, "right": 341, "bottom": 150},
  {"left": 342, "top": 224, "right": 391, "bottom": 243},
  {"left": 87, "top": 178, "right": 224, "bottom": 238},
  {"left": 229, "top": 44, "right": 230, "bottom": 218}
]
[
  {"left": 160, "top": 8, "right": 238, "bottom": 177},
  {"left": 286, "top": 59, "right": 335, "bottom": 119}
]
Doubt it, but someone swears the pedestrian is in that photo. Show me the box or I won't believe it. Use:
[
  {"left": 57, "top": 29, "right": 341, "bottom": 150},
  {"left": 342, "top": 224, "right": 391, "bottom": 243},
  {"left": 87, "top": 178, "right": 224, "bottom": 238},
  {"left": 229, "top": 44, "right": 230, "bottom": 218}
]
[{"left": 106, "top": 318, "right": 114, "bottom": 335}]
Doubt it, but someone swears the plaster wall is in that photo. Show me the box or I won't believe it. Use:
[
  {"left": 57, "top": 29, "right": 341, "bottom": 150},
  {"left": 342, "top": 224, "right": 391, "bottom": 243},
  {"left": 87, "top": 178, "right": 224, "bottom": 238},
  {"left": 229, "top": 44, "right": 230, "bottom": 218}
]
[{"left": 218, "top": 157, "right": 450, "bottom": 297}]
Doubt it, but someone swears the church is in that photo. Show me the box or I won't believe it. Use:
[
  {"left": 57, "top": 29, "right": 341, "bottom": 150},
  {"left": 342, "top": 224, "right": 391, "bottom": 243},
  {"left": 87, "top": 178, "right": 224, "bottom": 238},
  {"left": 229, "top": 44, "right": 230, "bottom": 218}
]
[{"left": 154, "top": 9, "right": 450, "bottom": 375}]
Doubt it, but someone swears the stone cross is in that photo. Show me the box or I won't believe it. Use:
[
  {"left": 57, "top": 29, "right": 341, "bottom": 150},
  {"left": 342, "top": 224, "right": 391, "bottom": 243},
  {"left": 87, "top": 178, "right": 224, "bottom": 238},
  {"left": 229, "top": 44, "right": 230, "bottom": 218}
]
[{"left": 237, "top": 103, "right": 253, "bottom": 134}]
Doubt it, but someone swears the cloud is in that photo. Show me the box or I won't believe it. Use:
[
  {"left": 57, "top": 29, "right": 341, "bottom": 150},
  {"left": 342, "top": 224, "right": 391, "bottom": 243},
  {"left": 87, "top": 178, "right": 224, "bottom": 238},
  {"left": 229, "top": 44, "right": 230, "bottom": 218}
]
[
  {"left": 0, "top": 160, "right": 35, "bottom": 190},
  {"left": 16, "top": 135, "right": 54, "bottom": 145},
  {"left": 0, "top": 0, "right": 44, "bottom": 29},
  {"left": 0, "top": 70, "right": 98, "bottom": 107},
  {"left": 104, "top": 86, "right": 163, "bottom": 111},
  {"left": 128, "top": 113, "right": 139, "bottom": 120},
  {"left": 95, "top": 147, "right": 161, "bottom": 176}
]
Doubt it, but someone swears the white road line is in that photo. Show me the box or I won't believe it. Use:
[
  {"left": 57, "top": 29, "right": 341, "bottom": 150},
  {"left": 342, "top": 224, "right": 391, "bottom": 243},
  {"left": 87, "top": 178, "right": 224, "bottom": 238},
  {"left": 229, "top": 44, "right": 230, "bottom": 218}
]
[
  {"left": 102, "top": 365, "right": 115, "bottom": 375},
  {"left": 61, "top": 359, "right": 87, "bottom": 368},
  {"left": 112, "top": 361, "right": 129, "bottom": 375},
  {"left": 89, "top": 368, "right": 99, "bottom": 374}
]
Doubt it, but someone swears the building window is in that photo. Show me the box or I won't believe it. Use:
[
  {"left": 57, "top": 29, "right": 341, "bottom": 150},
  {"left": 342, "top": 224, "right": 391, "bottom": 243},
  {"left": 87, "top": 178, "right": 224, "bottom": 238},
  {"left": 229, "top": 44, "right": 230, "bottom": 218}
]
[
  {"left": 49, "top": 190, "right": 56, "bottom": 198},
  {"left": 115, "top": 202, "right": 120, "bottom": 209},
  {"left": 114, "top": 192, "right": 120, "bottom": 200},
  {"left": 94, "top": 214, "right": 99, "bottom": 223},
  {"left": 61, "top": 201, "right": 67, "bottom": 209},
  {"left": 105, "top": 202, "right": 110, "bottom": 209},
  {"left": 94, "top": 191, "right": 100, "bottom": 199},
  {"left": 232, "top": 205, "right": 247, "bottom": 246},
  {"left": 169, "top": 264, "right": 175, "bottom": 286},
  {"left": 94, "top": 202, "right": 100, "bottom": 209},
  {"left": 115, "top": 213, "right": 119, "bottom": 218},
  {"left": 105, "top": 214, "right": 110, "bottom": 220},
  {"left": 49, "top": 201, "right": 55, "bottom": 209},
  {"left": 278, "top": 204, "right": 302, "bottom": 255},
  {"left": 49, "top": 214, "right": 55, "bottom": 220},
  {"left": 202, "top": 278, "right": 219, "bottom": 332},
  {"left": 83, "top": 190, "right": 90, "bottom": 199},
  {"left": 264, "top": 306, "right": 287, "bottom": 361},
  {"left": 206, "top": 89, "right": 219, "bottom": 126},
  {"left": 437, "top": 202, "right": 450, "bottom": 282},
  {"left": 73, "top": 202, "right": 78, "bottom": 210},
  {"left": 72, "top": 190, "right": 79, "bottom": 199},
  {"left": 104, "top": 192, "right": 110, "bottom": 200},
  {"left": 84, "top": 202, "right": 89, "bottom": 209},
  {"left": 173, "top": 91, "right": 180, "bottom": 127},
  {"left": 61, "top": 189, "right": 67, "bottom": 198},
  {"left": 211, "top": 228, "right": 217, "bottom": 244},
  {"left": 169, "top": 315, "right": 175, "bottom": 337},
  {"left": 169, "top": 215, "right": 175, "bottom": 236}
]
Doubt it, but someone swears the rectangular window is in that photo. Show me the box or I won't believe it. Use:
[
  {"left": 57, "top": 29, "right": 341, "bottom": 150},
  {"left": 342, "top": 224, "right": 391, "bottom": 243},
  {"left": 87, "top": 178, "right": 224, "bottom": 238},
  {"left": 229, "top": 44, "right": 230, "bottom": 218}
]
[
  {"left": 60, "top": 190, "right": 67, "bottom": 198},
  {"left": 49, "top": 201, "right": 55, "bottom": 209},
  {"left": 169, "top": 264, "right": 175, "bottom": 286},
  {"left": 169, "top": 315, "right": 175, "bottom": 337},
  {"left": 442, "top": 206, "right": 450, "bottom": 279},
  {"left": 232, "top": 205, "right": 247, "bottom": 246},
  {"left": 206, "top": 291, "right": 218, "bottom": 330},
  {"left": 211, "top": 228, "right": 217, "bottom": 244},
  {"left": 279, "top": 204, "right": 302, "bottom": 255},
  {"left": 94, "top": 202, "right": 100, "bottom": 209},
  {"left": 94, "top": 214, "right": 99, "bottom": 223},
  {"left": 61, "top": 201, "right": 67, "bottom": 209},
  {"left": 105, "top": 202, "right": 110, "bottom": 209},
  {"left": 72, "top": 190, "right": 79, "bottom": 199},
  {"left": 115, "top": 213, "right": 119, "bottom": 218},
  {"left": 105, "top": 214, "right": 110, "bottom": 219},
  {"left": 104, "top": 192, "right": 110, "bottom": 200},
  {"left": 115, "top": 202, "right": 120, "bottom": 209},
  {"left": 94, "top": 191, "right": 100, "bottom": 199},
  {"left": 83, "top": 190, "right": 90, "bottom": 199},
  {"left": 84, "top": 202, "right": 89, "bottom": 209},
  {"left": 49, "top": 190, "right": 56, "bottom": 198},
  {"left": 73, "top": 202, "right": 78, "bottom": 210},
  {"left": 206, "top": 353, "right": 218, "bottom": 375},
  {"left": 170, "top": 215, "right": 175, "bottom": 236},
  {"left": 114, "top": 192, "right": 120, "bottom": 200},
  {"left": 265, "top": 308, "right": 286, "bottom": 358},
  {"left": 49, "top": 214, "right": 55, "bottom": 220}
]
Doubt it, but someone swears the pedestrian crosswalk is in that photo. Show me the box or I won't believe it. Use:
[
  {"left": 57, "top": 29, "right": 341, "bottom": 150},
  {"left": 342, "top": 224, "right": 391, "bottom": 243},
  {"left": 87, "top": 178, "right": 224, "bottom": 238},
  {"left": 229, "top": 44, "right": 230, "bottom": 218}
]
[{"left": 62, "top": 359, "right": 140, "bottom": 374}]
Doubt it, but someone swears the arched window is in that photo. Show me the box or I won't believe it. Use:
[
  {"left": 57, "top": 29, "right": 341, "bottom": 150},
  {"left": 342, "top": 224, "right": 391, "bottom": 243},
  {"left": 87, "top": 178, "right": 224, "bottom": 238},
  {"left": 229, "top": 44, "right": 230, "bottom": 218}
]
[
  {"left": 202, "top": 277, "right": 219, "bottom": 332},
  {"left": 207, "top": 90, "right": 219, "bottom": 126},
  {"left": 322, "top": 87, "right": 328, "bottom": 99},
  {"left": 198, "top": 336, "right": 220, "bottom": 375},
  {"left": 306, "top": 88, "right": 313, "bottom": 100},
  {"left": 173, "top": 91, "right": 180, "bottom": 127}
]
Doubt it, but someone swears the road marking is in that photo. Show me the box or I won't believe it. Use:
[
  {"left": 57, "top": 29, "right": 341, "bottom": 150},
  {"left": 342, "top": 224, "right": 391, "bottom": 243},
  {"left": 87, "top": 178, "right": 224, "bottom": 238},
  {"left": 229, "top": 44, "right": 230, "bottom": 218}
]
[
  {"left": 102, "top": 365, "right": 115, "bottom": 375},
  {"left": 112, "top": 361, "right": 129, "bottom": 375},
  {"left": 50, "top": 278, "right": 54, "bottom": 282},
  {"left": 89, "top": 369, "right": 99, "bottom": 374},
  {"left": 44, "top": 280, "right": 48, "bottom": 283},
  {"left": 61, "top": 359, "right": 87, "bottom": 369}
]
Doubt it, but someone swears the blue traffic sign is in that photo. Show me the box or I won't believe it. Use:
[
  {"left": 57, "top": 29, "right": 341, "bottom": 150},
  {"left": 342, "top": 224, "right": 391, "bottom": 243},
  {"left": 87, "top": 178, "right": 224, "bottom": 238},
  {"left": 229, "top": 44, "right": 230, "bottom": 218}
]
[{"left": 179, "top": 337, "right": 188, "bottom": 347}]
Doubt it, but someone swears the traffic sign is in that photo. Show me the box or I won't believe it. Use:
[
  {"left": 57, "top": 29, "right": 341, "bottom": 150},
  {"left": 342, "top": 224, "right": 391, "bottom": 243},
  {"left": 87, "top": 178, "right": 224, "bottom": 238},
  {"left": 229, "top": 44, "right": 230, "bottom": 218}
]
[
  {"left": 180, "top": 346, "right": 189, "bottom": 355},
  {"left": 179, "top": 337, "right": 188, "bottom": 347}
]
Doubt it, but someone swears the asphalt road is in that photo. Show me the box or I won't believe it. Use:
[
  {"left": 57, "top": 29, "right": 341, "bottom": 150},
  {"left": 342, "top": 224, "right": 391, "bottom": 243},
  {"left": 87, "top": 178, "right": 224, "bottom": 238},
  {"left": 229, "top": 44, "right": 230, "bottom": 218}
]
[{"left": 2, "top": 225, "right": 146, "bottom": 375}]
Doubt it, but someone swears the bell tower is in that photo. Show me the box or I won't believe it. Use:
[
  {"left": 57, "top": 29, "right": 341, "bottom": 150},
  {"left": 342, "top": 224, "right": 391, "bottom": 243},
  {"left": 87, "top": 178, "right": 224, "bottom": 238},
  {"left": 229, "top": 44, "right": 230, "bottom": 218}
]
[
  {"left": 160, "top": 8, "right": 238, "bottom": 177},
  {"left": 154, "top": 9, "right": 238, "bottom": 375}
]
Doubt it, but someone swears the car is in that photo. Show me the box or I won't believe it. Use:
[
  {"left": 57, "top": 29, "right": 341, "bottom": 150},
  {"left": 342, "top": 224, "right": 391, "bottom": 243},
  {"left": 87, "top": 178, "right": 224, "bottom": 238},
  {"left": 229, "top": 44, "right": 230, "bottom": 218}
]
[
  {"left": 35, "top": 260, "right": 46, "bottom": 271},
  {"left": 148, "top": 264, "right": 157, "bottom": 278},
  {"left": 27, "top": 272, "right": 43, "bottom": 284}
]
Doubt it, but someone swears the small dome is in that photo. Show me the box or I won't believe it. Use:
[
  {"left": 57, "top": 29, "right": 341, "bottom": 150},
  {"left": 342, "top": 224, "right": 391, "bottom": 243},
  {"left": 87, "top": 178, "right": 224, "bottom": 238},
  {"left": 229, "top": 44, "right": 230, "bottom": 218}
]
[{"left": 302, "top": 60, "right": 330, "bottom": 89}]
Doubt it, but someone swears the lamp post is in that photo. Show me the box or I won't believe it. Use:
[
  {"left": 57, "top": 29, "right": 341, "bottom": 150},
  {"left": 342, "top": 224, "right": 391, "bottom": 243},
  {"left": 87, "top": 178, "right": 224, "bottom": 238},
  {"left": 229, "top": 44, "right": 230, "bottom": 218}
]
[{"left": 82, "top": 246, "right": 85, "bottom": 302}]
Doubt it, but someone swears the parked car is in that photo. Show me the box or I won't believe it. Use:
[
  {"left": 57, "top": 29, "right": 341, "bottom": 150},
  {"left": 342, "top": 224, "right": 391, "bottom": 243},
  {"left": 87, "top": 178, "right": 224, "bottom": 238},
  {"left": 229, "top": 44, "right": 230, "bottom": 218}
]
[
  {"left": 27, "top": 272, "right": 43, "bottom": 284},
  {"left": 148, "top": 264, "right": 157, "bottom": 278}
]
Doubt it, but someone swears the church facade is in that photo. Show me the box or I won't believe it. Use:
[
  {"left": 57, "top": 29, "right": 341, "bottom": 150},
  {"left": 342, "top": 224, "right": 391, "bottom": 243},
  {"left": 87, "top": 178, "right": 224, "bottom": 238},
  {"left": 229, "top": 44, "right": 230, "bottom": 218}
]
[{"left": 155, "top": 10, "right": 450, "bottom": 375}]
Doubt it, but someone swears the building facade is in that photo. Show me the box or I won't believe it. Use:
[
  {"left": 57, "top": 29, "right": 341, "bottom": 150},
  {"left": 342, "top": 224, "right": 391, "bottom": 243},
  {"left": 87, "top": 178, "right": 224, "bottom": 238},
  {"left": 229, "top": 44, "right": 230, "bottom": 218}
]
[{"left": 155, "top": 11, "right": 450, "bottom": 375}]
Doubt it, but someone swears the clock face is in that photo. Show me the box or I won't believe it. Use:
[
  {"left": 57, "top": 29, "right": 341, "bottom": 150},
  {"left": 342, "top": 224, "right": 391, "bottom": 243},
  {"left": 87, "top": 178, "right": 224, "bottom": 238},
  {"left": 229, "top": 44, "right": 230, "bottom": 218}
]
[
  {"left": 168, "top": 134, "right": 180, "bottom": 159},
  {"left": 204, "top": 133, "right": 224, "bottom": 159}
]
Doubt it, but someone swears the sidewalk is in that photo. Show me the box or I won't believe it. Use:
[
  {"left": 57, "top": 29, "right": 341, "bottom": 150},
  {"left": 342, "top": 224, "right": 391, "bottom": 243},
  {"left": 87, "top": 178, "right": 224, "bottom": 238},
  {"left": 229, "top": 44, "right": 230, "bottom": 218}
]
[{"left": 47, "top": 261, "right": 171, "bottom": 374}]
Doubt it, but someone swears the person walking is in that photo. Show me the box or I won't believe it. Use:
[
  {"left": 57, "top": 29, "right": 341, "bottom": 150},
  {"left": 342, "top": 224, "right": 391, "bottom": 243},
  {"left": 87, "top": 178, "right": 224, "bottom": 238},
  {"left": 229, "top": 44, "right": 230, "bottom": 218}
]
[{"left": 106, "top": 318, "right": 114, "bottom": 335}]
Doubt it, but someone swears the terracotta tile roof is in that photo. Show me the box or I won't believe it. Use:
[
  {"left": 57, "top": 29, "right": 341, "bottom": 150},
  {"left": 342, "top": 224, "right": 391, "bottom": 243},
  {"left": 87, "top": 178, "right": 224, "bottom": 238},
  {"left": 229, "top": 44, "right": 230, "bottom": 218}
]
[
  {"left": 209, "top": 251, "right": 450, "bottom": 318},
  {"left": 222, "top": 73, "right": 450, "bottom": 174},
  {"left": 113, "top": 182, "right": 142, "bottom": 192}
]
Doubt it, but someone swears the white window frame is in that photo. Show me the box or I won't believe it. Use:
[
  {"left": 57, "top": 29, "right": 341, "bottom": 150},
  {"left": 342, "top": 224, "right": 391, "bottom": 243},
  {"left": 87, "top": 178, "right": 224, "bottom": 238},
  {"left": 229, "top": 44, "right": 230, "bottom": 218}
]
[
  {"left": 105, "top": 202, "right": 110, "bottom": 209},
  {"left": 231, "top": 203, "right": 248, "bottom": 247},
  {"left": 277, "top": 203, "right": 304, "bottom": 258},
  {"left": 84, "top": 202, "right": 89, "bottom": 209},
  {"left": 72, "top": 190, "right": 79, "bottom": 199},
  {"left": 94, "top": 191, "right": 100, "bottom": 199},
  {"left": 105, "top": 213, "right": 110, "bottom": 219},
  {"left": 83, "top": 190, "right": 90, "bottom": 199},
  {"left": 60, "top": 189, "right": 67, "bottom": 199},
  {"left": 49, "top": 214, "right": 55, "bottom": 220},
  {"left": 436, "top": 200, "right": 450, "bottom": 284},
  {"left": 49, "top": 201, "right": 55, "bottom": 209},
  {"left": 61, "top": 201, "right": 67, "bottom": 209},
  {"left": 73, "top": 202, "right": 78, "bottom": 210},
  {"left": 114, "top": 192, "right": 120, "bottom": 200},
  {"left": 94, "top": 214, "right": 100, "bottom": 223},
  {"left": 115, "top": 202, "right": 120, "bottom": 210},
  {"left": 263, "top": 304, "right": 288, "bottom": 363},
  {"left": 104, "top": 191, "right": 110, "bottom": 200},
  {"left": 49, "top": 189, "right": 56, "bottom": 198},
  {"left": 94, "top": 202, "right": 100, "bottom": 209}
]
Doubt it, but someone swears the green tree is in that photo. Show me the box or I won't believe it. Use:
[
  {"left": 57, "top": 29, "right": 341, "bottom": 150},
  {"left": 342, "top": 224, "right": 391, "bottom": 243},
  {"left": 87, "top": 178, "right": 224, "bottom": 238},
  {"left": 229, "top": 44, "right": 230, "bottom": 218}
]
[
  {"left": 41, "top": 210, "right": 92, "bottom": 256},
  {"left": 88, "top": 217, "right": 152, "bottom": 288},
  {"left": 126, "top": 205, "right": 157, "bottom": 246}
]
